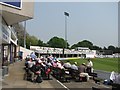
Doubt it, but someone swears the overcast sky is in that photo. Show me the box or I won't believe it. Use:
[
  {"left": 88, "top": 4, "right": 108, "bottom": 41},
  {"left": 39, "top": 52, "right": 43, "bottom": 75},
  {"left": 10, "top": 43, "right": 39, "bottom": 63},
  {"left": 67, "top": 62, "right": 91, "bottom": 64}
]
[{"left": 27, "top": 2, "right": 118, "bottom": 48}]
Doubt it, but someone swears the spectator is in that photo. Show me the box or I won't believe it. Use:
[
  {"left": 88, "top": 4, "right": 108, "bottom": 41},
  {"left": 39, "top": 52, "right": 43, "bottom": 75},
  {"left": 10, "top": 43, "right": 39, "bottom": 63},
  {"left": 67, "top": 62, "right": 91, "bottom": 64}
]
[
  {"left": 63, "top": 60, "right": 71, "bottom": 69},
  {"left": 103, "top": 71, "right": 120, "bottom": 85},
  {"left": 47, "top": 60, "right": 52, "bottom": 67},
  {"left": 30, "top": 52, "right": 37, "bottom": 60},
  {"left": 57, "top": 60, "right": 64, "bottom": 69},
  {"left": 71, "top": 62, "right": 78, "bottom": 70},
  {"left": 110, "top": 71, "right": 120, "bottom": 84},
  {"left": 86, "top": 58, "right": 93, "bottom": 74},
  {"left": 78, "top": 63, "right": 90, "bottom": 81},
  {"left": 27, "top": 58, "right": 36, "bottom": 68},
  {"left": 52, "top": 60, "right": 58, "bottom": 68},
  {"left": 30, "top": 61, "right": 41, "bottom": 82},
  {"left": 26, "top": 55, "right": 31, "bottom": 60}
]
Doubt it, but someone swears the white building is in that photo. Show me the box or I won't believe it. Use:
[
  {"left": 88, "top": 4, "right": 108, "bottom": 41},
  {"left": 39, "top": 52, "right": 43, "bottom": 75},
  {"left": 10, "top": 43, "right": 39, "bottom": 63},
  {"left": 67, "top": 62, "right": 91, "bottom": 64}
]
[
  {"left": 30, "top": 46, "right": 97, "bottom": 58},
  {"left": 77, "top": 47, "right": 97, "bottom": 58}
]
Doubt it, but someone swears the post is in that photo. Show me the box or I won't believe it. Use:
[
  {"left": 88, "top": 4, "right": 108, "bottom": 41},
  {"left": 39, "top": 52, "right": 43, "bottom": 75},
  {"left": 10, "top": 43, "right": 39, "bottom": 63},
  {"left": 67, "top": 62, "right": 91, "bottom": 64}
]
[
  {"left": 65, "top": 15, "right": 68, "bottom": 58},
  {"left": 65, "top": 15, "right": 67, "bottom": 50},
  {"left": 24, "top": 21, "right": 26, "bottom": 48},
  {"left": 64, "top": 12, "right": 69, "bottom": 58}
]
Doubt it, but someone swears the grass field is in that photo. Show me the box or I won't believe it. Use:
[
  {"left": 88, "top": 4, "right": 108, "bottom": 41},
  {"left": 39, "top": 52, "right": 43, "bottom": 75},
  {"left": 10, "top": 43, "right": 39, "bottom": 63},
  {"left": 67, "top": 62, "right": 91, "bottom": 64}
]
[{"left": 62, "top": 58, "right": 119, "bottom": 72}]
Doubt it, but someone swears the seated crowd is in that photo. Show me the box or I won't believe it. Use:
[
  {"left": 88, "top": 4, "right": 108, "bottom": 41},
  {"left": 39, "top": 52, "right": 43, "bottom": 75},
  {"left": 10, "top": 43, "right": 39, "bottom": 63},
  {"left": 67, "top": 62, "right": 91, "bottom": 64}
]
[{"left": 24, "top": 52, "right": 94, "bottom": 83}]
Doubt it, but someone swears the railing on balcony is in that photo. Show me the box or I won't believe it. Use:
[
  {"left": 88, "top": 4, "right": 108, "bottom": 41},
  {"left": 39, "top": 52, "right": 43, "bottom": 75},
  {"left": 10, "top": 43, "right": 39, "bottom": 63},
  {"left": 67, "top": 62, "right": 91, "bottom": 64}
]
[
  {"left": 2, "top": 24, "right": 18, "bottom": 45},
  {"left": 2, "top": 24, "right": 10, "bottom": 43}
]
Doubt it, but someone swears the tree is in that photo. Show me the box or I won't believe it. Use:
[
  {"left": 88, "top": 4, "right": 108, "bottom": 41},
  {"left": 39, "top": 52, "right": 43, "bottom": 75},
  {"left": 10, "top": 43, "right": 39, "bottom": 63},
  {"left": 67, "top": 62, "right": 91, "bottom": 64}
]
[
  {"left": 47, "top": 36, "right": 68, "bottom": 48},
  {"left": 92, "top": 45, "right": 102, "bottom": 50},
  {"left": 13, "top": 23, "right": 38, "bottom": 48},
  {"left": 71, "top": 44, "right": 78, "bottom": 49},
  {"left": 13, "top": 23, "right": 25, "bottom": 47},
  {"left": 108, "top": 45, "right": 115, "bottom": 51},
  {"left": 37, "top": 39, "right": 44, "bottom": 46},
  {"left": 26, "top": 35, "right": 39, "bottom": 49},
  {"left": 114, "top": 47, "right": 120, "bottom": 53},
  {"left": 71, "top": 40, "right": 93, "bottom": 49},
  {"left": 30, "top": 36, "right": 38, "bottom": 45},
  {"left": 103, "top": 46, "right": 107, "bottom": 50},
  {"left": 26, "top": 34, "right": 31, "bottom": 49}
]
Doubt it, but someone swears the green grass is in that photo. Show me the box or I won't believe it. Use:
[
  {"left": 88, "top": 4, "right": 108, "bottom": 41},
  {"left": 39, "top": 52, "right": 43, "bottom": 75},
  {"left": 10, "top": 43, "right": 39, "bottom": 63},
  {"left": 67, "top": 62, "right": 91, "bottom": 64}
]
[{"left": 62, "top": 58, "right": 119, "bottom": 72}]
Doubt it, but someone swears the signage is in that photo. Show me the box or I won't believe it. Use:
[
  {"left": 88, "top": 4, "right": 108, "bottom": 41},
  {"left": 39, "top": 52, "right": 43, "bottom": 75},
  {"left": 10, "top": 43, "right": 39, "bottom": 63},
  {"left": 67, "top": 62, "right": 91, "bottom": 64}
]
[{"left": 0, "top": 0, "right": 22, "bottom": 9}]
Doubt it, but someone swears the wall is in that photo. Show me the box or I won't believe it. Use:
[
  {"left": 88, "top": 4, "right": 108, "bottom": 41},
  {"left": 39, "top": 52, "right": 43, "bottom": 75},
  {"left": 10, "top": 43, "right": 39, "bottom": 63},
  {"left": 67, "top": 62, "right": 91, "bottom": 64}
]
[{"left": 19, "top": 46, "right": 33, "bottom": 59}]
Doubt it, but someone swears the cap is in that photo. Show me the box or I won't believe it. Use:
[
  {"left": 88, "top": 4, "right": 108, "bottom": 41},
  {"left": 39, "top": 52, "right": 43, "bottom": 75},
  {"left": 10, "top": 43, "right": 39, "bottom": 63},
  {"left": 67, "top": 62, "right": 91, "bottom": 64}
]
[
  {"left": 82, "top": 63, "right": 86, "bottom": 65},
  {"left": 74, "top": 62, "right": 77, "bottom": 65}
]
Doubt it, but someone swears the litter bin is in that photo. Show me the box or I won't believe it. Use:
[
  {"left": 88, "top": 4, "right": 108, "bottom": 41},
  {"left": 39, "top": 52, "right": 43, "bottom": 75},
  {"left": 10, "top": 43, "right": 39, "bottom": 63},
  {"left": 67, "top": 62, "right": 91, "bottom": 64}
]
[
  {"left": 0, "top": 69, "right": 2, "bottom": 78},
  {"left": 2, "top": 68, "right": 4, "bottom": 77},
  {"left": 2, "top": 66, "right": 9, "bottom": 76}
]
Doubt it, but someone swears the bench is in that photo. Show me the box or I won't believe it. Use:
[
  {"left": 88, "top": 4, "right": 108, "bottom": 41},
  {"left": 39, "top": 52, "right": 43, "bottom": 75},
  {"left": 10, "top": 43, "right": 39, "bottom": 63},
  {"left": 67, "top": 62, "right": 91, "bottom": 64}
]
[{"left": 90, "top": 73, "right": 101, "bottom": 84}]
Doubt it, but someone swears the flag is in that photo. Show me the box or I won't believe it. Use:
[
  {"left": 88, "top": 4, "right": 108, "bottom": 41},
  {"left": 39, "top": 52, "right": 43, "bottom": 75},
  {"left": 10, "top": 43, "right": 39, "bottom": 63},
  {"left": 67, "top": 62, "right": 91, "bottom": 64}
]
[{"left": 64, "top": 12, "right": 69, "bottom": 17}]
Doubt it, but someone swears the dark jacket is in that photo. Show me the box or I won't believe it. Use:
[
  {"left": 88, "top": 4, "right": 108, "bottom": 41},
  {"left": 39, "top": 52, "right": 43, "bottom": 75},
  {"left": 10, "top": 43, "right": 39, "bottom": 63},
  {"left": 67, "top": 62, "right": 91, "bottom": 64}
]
[{"left": 30, "top": 64, "right": 41, "bottom": 73}]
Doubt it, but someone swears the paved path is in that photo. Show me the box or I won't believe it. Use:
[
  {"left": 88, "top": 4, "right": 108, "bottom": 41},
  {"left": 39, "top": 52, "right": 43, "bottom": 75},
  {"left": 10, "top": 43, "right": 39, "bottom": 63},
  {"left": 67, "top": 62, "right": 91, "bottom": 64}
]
[
  {"left": 1, "top": 60, "right": 112, "bottom": 89},
  {"left": 94, "top": 70, "right": 111, "bottom": 80},
  {"left": 63, "top": 79, "right": 112, "bottom": 89}
]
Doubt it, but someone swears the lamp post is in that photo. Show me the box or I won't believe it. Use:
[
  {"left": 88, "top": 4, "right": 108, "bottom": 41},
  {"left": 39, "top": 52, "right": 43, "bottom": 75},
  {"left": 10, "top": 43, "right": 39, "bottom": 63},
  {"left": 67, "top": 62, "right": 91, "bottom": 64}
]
[
  {"left": 64, "top": 12, "right": 69, "bottom": 58},
  {"left": 24, "top": 21, "right": 26, "bottom": 48}
]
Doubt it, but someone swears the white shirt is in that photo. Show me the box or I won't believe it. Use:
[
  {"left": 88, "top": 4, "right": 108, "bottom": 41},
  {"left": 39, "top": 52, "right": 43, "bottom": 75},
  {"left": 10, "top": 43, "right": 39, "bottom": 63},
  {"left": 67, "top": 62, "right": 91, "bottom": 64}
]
[
  {"left": 110, "top": 71, "right": 116, "bottom": 81},
  {"left": 28, "top": 61, "right": 35, "bottom": 68},
  {"left": 57, "top": 62, "right": 64, "bottom": 69},
  {"left": 38, "top": 59, "right": 42, "bottom": 63},
  {"left": 47, "top": 62, "right": 52, "bottom": 66},
  {"left": 63, "top": 62, "right": 71, "bottom": 68},
  {"left": 109, "top": 71, "right": 120, "bottom": 84},
  {"left": 87, "top": 61, "right": 93, "bottom": 67},
  {"left": 71, "top": 64, "right": 78, "bottom": 70}
]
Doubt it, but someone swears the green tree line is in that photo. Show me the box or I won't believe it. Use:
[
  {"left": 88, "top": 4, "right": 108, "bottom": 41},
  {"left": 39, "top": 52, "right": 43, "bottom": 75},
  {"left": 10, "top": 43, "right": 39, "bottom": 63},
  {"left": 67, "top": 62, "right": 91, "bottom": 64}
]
[{"left": 13, "top": 23, "right": 120, "bottom": 53}]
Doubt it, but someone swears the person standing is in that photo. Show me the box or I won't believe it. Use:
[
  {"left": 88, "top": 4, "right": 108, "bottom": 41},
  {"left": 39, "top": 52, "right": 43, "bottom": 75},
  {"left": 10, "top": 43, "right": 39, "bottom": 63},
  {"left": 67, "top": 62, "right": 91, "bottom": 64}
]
[
  {"left": 86, "top": 58, "right": 93, "bottom": 75},
  {"left": 30, "top": 52, "right": 37, "bottom": 60}
]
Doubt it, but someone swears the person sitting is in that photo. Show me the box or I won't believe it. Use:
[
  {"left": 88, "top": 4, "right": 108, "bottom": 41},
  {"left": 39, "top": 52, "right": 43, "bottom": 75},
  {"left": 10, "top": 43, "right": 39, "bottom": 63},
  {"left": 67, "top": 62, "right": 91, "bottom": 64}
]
[
  {"left": 30, "top": 61, "right": 41, "bottom": 82},
  {"left": 63, "top": 60, "right": 71, "bottom": 69},
  {"left": 47, "top": 60, "right": 52, "bottom": 67},
  {"left": 70, "top": 62, "right": 78, "bottom": 78},
  {"left": 27, "top": 58, "right": 36, "bottom": 69},
  {"left": 71, "top": 62, "right": 78, "bottom": 70},
  {"left": 78, "top": 63, "right": 90, "bottom": 81},
  {"left": 57, "top": 60, "right": 64, "bottom": 69},
  {"left": 52, "top": 60, "right": 58, "bottom": 68}
]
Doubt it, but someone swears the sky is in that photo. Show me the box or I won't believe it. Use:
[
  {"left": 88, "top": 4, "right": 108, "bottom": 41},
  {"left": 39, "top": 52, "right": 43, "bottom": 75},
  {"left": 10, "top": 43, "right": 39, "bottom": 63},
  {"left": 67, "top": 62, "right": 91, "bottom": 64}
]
[{"left": 27, "top": 1, "right": 118, "bottom": 48}]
